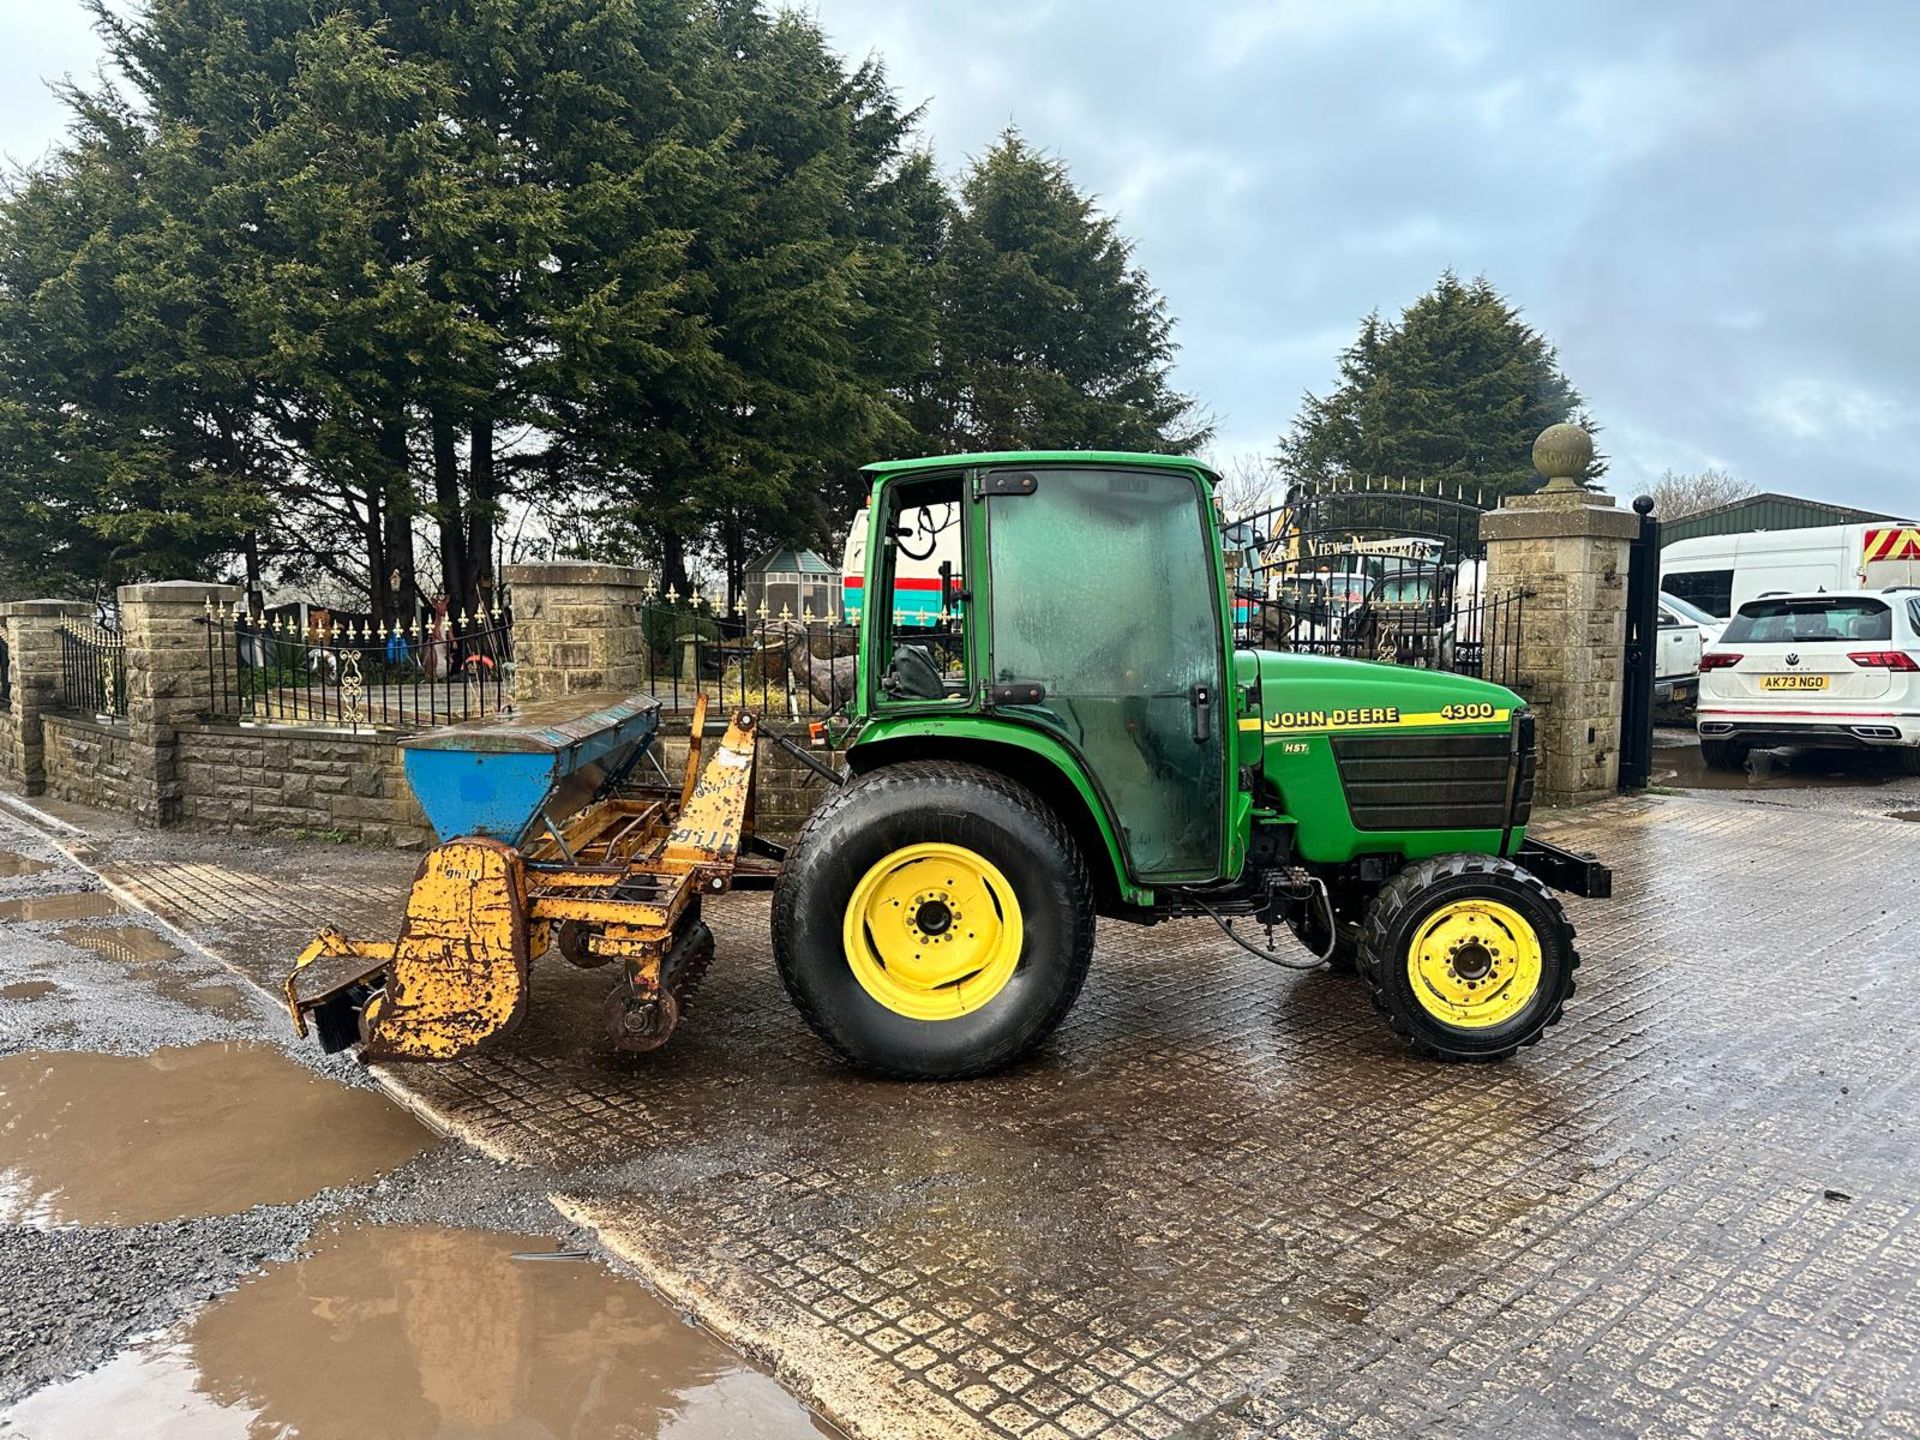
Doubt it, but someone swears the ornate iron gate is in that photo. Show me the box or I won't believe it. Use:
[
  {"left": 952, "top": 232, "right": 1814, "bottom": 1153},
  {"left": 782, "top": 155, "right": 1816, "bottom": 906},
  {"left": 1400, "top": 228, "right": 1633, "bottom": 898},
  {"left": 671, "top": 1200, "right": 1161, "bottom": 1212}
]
[{"left": 1226, "top": 480, "right": 1526, "bottom": 689}]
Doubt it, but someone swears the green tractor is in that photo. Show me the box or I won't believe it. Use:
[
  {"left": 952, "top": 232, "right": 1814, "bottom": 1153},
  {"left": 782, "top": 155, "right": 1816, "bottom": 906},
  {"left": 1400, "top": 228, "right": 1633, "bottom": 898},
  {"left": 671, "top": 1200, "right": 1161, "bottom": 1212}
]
[{"left": 773, "top": 451, "right": 1609, "bottom": 1078}]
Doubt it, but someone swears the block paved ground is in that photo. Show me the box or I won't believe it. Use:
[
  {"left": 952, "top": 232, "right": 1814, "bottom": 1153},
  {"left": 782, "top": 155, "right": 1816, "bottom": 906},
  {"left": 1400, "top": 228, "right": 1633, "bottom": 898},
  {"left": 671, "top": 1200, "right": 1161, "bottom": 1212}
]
[{"left": 31, "top": 780, "right": 1920, "bottom": 1440}]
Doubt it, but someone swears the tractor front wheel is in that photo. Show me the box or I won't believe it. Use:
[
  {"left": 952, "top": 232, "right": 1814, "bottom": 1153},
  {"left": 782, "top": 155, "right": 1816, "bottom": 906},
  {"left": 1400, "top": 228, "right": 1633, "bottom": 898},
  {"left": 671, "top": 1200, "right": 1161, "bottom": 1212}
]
[
  {"left": 773, "top": 761, "right": 1094, "bottom": 1079},
  {"left": 1357, "top": 854, "right": 1578, "bottom": 1062}
]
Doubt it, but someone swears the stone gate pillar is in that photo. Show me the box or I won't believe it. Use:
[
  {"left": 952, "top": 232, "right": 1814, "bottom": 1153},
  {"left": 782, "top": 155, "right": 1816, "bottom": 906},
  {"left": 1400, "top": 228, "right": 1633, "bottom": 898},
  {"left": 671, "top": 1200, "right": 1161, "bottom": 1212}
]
[
  {"left": 1481, "top": 425, "right": 1638, "bottom": 806},
  {"left": 0, "top": 599, "right": 91, "bottom": 795},
  {"left": 119, "top": 580, "right": 242, "bottom": 826},
  {"left": 501, "top": 561, "right": 650, "bottom": 704}
]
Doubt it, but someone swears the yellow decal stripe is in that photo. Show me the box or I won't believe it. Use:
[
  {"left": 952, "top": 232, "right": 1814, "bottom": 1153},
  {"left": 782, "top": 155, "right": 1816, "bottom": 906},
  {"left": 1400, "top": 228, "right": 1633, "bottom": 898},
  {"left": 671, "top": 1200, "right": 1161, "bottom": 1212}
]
[
  {"left": 1263, "top": 706, "right": 1511, "bottom": 735},
  {"left": 1237, "top": 716, "right": 1263, "bottom": 732},
  {"left": 1863, "top": 527, "right": 1920, "bottom": 563}
]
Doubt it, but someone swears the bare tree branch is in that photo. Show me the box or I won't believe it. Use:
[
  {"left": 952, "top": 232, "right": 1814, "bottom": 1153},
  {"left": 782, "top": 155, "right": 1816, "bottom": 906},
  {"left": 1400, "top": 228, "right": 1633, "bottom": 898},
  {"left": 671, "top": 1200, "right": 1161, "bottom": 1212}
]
[{"left": 1648, "top": 468, "right": 1754, "bottom": 521}]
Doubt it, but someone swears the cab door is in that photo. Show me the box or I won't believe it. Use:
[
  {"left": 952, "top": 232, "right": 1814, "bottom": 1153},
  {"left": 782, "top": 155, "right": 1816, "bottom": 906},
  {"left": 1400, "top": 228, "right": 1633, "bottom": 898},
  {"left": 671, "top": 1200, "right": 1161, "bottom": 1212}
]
[{"left": 982, "top": 465, "right": 1227, "bottom": 884}]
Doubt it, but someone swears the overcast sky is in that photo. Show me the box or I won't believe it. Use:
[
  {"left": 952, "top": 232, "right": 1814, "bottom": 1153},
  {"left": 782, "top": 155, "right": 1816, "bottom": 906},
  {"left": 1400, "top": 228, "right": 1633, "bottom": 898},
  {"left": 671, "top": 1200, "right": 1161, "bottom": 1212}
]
[{"left": 6, "top": 1, "right": 1917, "bottom": 513}]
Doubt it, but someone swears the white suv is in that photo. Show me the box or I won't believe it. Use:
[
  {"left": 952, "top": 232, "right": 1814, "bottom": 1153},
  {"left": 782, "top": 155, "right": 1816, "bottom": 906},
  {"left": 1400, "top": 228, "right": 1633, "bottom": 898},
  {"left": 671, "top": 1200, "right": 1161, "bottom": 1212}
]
[{"left": 1696, "top": 589, "right": 1920, "bottom": 772}]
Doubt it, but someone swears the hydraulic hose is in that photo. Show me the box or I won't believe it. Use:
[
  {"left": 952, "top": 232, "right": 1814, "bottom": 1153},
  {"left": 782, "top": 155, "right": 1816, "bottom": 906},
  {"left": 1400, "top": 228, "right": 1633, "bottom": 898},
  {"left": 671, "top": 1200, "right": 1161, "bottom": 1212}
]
[{"left": 1187, "top": 881, "right": 1336, "bottom": 971}]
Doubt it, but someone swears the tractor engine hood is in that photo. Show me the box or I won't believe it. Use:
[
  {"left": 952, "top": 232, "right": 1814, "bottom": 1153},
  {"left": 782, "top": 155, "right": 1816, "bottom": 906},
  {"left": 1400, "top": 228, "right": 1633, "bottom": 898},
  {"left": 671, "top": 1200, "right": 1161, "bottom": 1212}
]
[{"left": 1236, "top": 650, "right": 1535, "bottom": 864}]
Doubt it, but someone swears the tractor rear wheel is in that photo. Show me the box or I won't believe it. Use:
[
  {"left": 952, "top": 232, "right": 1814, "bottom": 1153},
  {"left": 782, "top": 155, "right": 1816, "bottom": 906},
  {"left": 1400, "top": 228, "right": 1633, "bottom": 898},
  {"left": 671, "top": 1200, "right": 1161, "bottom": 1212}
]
[
  {"left": 773, "top": 761, "right": 1094, "bottom": 1079},
  {"left": 1357, "top": 854, "right": 1577, "bottom": 1062}
]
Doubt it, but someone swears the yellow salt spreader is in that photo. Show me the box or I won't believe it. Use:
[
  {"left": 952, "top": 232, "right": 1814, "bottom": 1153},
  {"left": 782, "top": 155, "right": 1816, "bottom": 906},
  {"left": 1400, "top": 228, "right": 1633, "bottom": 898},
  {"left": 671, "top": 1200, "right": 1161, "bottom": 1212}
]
[{"left": 285, "top": 692, "right": 776, "bottom": 1061}]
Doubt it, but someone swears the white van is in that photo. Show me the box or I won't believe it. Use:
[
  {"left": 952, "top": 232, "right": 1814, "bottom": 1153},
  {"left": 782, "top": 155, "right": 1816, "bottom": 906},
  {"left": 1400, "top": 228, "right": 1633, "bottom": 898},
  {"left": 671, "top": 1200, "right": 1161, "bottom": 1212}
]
[
  {"left": 840, "top": 501, "right": 963, "bottom": 626},
  {"left": 1661, "top": 521, "right": 1920, "bottom": 619}
]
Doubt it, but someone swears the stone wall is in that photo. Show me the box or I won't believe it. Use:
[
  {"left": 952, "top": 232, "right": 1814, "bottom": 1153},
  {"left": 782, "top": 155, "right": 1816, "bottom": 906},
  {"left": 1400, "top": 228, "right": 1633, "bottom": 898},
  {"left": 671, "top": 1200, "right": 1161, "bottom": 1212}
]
[
  {"left": 175, "top": 723, "right": 434, "bottom": 847},
  {"left": 503, "top": 560, "right": 649, "bottom": 703},
  {"left": 1, "top": 598, "right": 91, "bottom": 794},
  {"left": 119, "top": 580, "right": 241, "bottom": 826},
  {"left": 43, "top": 714, "right": 137, "bottom": 813}
]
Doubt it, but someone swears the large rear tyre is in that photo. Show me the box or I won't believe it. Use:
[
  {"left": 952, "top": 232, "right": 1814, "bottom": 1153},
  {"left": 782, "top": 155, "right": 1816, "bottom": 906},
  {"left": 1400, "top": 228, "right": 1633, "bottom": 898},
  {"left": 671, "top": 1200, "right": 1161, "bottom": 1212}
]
[
  {"left": 772, "top": 761, "right": 1094, "bottom": 1079},
  {"left": 1357, "top": 854, "right": 1577, "bottom": 1062}
]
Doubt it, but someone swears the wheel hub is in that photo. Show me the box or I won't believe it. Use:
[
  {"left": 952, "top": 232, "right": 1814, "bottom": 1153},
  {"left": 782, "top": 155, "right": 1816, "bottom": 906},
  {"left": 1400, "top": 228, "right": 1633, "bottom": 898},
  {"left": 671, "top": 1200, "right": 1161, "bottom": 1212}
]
[
  {"left": 1406, "top": 899, "right": 1543, "bottom": 1029},
  {"left": 910, "top": 895, "right": 955, "bottom": 937},
  {"left": 1448, "top": 939, "right": 1494, "bottom": 982},
  {"left": 843, "top": 843, "right": 1022, "bottom": 1020}
]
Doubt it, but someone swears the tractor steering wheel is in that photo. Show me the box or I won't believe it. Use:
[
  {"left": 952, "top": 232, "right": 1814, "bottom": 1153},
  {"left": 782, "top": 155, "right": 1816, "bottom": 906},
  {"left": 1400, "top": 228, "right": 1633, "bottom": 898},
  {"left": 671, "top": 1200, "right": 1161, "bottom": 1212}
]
[{"left": 884, "top": 644, "right": 946, "bottom": 700}]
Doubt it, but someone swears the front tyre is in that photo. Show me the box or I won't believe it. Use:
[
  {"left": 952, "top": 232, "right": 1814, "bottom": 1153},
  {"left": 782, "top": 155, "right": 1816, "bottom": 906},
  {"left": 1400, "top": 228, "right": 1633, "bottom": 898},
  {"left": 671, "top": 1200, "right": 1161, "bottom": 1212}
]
[
  {"left": 772, "top": 761, "right": 1095, "bottom": 1079},
  {"left": 1357, "top": 854, "right": 1578, "bottom": 1062}
]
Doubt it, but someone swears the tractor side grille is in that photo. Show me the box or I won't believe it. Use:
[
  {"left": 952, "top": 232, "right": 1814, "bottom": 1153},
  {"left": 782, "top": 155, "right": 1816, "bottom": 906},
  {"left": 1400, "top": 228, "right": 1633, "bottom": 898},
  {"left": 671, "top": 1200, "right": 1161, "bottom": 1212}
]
[
  {"left": 1331, "top": 731, "right": 1515, "bottom": 832},
  {"left": 1512, "top": 711, "right": 1537, "bottom": 828}
]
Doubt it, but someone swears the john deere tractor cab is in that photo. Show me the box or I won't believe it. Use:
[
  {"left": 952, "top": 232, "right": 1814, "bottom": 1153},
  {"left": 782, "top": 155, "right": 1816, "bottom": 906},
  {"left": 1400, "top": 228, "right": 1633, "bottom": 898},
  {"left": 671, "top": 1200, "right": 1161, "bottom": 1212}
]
[{"left": 774, "top": 451, "right": 1608, "bottom": 1078}]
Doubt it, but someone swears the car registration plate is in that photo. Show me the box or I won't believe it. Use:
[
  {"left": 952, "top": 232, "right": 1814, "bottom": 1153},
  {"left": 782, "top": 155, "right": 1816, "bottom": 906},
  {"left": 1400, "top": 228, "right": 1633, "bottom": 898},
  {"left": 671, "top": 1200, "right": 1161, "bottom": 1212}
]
[{"left": 1760, "top": 674, "right": 1828, "bottom": 691}]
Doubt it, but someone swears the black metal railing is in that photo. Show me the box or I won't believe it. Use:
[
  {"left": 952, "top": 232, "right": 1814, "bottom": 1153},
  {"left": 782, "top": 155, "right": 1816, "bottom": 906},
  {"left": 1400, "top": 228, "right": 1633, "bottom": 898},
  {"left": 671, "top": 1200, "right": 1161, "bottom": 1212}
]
[
  {"left": 204, "top": 605, "right": 514, "bottom": 730},
  {"left": 1235, "top": 586, "right": 1528, "bottom": 691},
  {"left": 58, "top": 623, "right": 128, "bottom": 720},
  {"left": 639, "top": 598, "right": 892, "bottom": 720}
]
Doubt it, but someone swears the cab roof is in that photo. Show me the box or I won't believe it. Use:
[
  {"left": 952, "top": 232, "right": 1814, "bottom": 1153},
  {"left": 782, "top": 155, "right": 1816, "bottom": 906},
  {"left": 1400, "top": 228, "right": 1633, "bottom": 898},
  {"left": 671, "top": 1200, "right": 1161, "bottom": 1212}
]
[{"left": 860, "top": 450, "right": 1221, "bottom": 484}]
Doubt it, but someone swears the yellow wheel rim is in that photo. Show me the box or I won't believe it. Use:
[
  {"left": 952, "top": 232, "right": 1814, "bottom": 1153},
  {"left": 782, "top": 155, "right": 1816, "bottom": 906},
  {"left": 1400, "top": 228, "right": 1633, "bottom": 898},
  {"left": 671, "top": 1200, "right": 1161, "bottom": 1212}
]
[
  {"left": 1405, "top": 898, "right": 1543, "bottom": 1030},
  {"left": 843, "top": 842, "right": 1023, "bottom": 1020}
]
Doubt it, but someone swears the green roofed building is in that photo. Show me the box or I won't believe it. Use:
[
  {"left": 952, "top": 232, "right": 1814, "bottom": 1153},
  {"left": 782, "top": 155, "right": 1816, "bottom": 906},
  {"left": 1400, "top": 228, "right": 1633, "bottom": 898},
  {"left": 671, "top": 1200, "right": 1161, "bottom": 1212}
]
[
  {"left": 1660, "top": 492, "right": 1909, "bottom": 547},
  {"left": 744, "top": 547, "right": 842, "bottom": 622}
]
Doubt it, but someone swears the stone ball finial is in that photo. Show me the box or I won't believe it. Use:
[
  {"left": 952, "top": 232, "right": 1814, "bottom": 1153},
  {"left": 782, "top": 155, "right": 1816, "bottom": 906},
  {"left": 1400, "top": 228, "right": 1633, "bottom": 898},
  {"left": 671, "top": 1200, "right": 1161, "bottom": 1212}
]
[{"left": 1532, "top": 422, "right": 1593, "bottom": 493}]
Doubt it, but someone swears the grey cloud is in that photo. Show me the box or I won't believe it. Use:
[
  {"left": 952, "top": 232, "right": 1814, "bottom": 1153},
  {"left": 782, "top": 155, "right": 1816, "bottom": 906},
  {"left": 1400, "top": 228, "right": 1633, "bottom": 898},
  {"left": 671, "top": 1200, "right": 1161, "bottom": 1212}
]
[{"left": 816, "top": 0, "right": 1920, "bottom": 512}]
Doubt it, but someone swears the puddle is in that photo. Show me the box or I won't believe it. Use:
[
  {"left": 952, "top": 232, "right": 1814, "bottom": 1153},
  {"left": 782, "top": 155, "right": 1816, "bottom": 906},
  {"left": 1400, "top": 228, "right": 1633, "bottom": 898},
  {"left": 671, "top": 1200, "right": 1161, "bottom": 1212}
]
[
  {"left": 0, "top": 1043, "right": 431, "bottom": 1226},
  {"left": 0, "top": 850, "right": 53, "bottom": 878},
  {"left": 0, "top": 1223, "right": 828, "bottom": 1439},
  {"left": 1890, "top": 810, "right": 1920, "bottom": 823},
  {"left": 54, "top": 921, "right": 182, "bottom": 963},
  {"left": 0, "top": 980, "right": 58, "bottom": 1001},
  {"left": 1656, "top": 741, "right": 1897, "bottom": 792},
  {"left": 0, "top": 890, "right": 126, "bottom": 923}
]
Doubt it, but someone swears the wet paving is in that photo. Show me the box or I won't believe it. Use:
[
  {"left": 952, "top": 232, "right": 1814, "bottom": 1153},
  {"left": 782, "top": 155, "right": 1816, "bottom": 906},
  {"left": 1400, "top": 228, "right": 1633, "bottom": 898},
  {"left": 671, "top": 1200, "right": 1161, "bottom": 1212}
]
[
  {"left": 2, "top": 1222, "right": 826, "bottom": 1439},
  {"left": 0, "top": 829, "right": 835, "bottom": 1436},
  {"left": 51, "top": 786, "right": 1920, "bottom": 1440}
]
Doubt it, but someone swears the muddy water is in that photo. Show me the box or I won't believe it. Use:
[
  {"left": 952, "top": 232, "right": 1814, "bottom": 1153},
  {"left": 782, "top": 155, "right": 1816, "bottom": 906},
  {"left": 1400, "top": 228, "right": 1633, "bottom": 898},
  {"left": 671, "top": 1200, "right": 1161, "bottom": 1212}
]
[
  {"left": 54, "top": 920, "right": 181, "bottom": 962},
  {"left": 0, "top": 1223, "right": 827, "bottom": 1439},
  {"left": 1656, "top": 740, "right": 1897, "bottom": 792},
  {"left": 0, "top": 890, "right": 125, "bottom": 923},
  {"left": 0, "top": 849, "right": 53, "bottom": 878},
  {"left": 0, "top": 980, "right": 58, "bottom": 1001},
  {"left": 0, "top": 1043, "right": 431, "bottom": 1226}
]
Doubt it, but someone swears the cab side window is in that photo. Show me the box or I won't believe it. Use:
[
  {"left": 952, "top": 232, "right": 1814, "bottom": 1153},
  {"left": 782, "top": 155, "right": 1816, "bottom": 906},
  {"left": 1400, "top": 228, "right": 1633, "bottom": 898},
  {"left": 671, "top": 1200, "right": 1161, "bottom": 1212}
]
[{"left": 872, "top": 477, "right": 969, "bottom": 704}]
